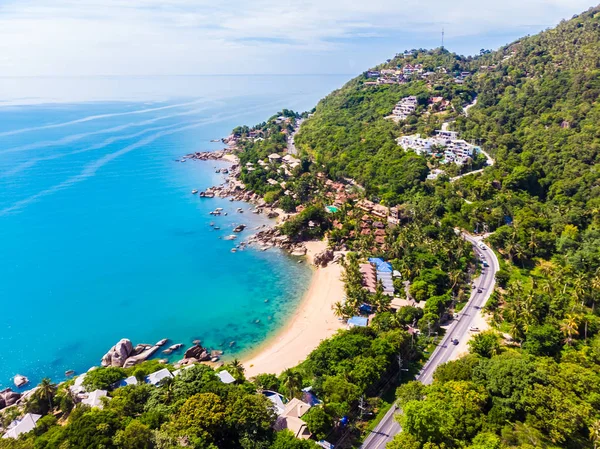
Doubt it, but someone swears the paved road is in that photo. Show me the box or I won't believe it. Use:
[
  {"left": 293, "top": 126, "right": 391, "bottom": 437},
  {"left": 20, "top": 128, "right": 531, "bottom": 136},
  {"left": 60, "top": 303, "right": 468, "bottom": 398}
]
[
  {"left": 360, "top": 234, "right": 499, "bottom": 449},
  {"left": 287, "top": 118, "right": 303, "bottom": 155}
]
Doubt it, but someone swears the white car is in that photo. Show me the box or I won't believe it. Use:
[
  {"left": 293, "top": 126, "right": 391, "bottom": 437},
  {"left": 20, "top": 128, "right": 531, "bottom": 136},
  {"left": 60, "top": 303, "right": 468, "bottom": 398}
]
[{"left": 469, "top": 327, "right": 480, "bottom": 332}]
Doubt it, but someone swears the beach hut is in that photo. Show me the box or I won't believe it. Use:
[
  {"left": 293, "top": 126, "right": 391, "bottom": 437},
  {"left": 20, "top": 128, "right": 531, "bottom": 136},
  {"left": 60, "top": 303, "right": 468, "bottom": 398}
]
[
  {"left": 2, "top": 414, "right": 41, "bottom": 439},
  {"left": 274, "top": 398, "right": 313, "bottom": 440},
  {"left": 348, "top": 316, "right": 368, "bottom": 328},
  {"left": 117, "top": 376, "right": 138, "bottom": 388},
  {"left": 301, "top": 387, "right": 322, "bottom": 407},
  {"left": 70, "top": 373, "right": 87, "bottom": 395},
  {"left": 81, "top": 390, "right": 108, "bottom": 409},
  {"left": 217, "top": 370, "right": 236, "bottom": 384},
  {"left": 263, "top": 390, "right": 286, "bottom": 415},
  {"left": 376, "top": 262, "right": 393, "bottom": 273},
  {"left": 145, "top": 368, "right": 173, "bottom": 386}
]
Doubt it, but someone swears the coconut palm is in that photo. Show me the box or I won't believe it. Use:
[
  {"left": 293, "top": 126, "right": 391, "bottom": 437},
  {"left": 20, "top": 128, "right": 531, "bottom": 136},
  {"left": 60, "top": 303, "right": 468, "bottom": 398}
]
[
  {"left": 279, "top": 369, "right": 302, "bottom": 399},
  {"left": 227, "top": 358, "right": 245, "bottom": 381},
  {"left": 536, "top": 259, "right": 555, "bottom": 277},
  {"left": 332, "top": 301, "right": 346, "bottom": 320},
  {"left": 590, "top": 420, "right": 600, "bottom": 449},
  {"left": 560, "top": 314, "right": 579, "bottom": 346},
  {"left": 35, "top": 378, "right": 57, "bottom": 411}
]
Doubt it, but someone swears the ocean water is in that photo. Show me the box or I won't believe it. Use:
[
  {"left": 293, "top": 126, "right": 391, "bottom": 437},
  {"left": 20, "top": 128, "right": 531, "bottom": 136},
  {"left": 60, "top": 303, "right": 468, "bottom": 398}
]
[{"left": 0, "top": 75, "right": 348, "bottom": 389}]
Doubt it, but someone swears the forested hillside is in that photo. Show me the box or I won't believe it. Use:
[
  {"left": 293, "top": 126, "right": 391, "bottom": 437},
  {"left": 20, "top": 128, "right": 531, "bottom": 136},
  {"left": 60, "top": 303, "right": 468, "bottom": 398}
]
[
  {"left": 294, "top": 6, "right": 600, "bottom": 448},
  {"left": 3, "top": 6, "right": 600, "bottom": 449}
]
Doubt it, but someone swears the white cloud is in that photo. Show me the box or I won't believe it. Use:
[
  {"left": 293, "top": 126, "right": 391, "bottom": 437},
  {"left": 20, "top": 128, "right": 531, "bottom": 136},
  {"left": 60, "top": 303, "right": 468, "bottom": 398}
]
[{"left": 0, "top": 0, "right": 593, "bottom": 76}]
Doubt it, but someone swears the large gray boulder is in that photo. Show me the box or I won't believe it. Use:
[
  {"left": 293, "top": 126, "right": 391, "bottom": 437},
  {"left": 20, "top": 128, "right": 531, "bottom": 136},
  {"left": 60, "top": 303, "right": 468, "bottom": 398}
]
[
  {"left": 313, "top": 249, "right": 334, "bottom": 267},
  {"left": 0, "top": 388, "right": 21, "bottom": 410},
  {"left": 101, "top": 338, "right": 134, "bottom": 367},
  {"left": 184, "top": 345, "right": 210, "bottom": 361}
]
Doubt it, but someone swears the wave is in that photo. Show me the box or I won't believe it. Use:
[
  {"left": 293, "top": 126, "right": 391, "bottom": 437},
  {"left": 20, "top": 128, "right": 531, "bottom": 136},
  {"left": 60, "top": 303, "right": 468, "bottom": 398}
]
[
  {"left": 0, "top": 99, "right": 214, "bottom": 138},
  {"left": 0, "top": 103, "right": 218, "bottom": 155},
  {"left": 0, "top": 97, "right": 304, "bottom": 216},
  {"left": 0, "top": 121, "right": 189, "bottom": 178}
]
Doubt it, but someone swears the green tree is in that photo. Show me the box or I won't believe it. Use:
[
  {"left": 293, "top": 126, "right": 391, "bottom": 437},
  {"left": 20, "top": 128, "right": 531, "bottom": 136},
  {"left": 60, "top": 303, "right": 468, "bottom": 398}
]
[
  {"left": 83, "top": 367, "right": 126, "bottom": 391},
  {"left": 113, "top": 420, "right": 154, "bottom": 449},
  {"left": 468, "top": 331, "right": 500, "bottom": 358},
  {"left": 269, "top": 430, "right": 319, "bottom": 448},
  {"left": 279, "top": 369, "right": 303, "bottom": 399},
  {"left": 34, "top": 378, "right": 57, "bottom": 412},
  {"left": 302, "top": 407, "right": 333, "bottom": 440}
]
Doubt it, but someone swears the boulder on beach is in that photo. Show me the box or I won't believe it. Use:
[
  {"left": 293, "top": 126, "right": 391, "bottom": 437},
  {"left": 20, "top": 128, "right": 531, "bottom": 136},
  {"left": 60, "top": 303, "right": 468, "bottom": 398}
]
[
  {"left": 313, "top": 249, "right": 334, "bottom": 267},
  {"left": 101, "top": 338, "right": 134, "bottom": 367}
]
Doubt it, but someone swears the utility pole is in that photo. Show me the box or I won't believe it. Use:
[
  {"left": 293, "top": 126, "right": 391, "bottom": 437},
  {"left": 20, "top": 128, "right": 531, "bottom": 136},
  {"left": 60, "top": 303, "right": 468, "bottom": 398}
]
[{"left": 358, "top": 396, "right": 366, "bottom": 419}]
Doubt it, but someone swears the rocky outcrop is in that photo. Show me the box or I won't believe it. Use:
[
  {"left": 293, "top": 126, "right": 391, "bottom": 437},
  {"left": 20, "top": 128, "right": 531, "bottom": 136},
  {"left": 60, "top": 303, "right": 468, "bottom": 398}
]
[
  {"left": 0, "top": 388, "right": 21, "bottom": 410},
  {"left": 182, "top": 150, "right": 236, "bottom": 162},
  {"left": 101, "top": 339, "right": 134, "bottom": 367},
  {"left": 183, "top": 344, "right": 211, "bottom": 361},
  {"left": 313, "top": 249, "right": 334, "bottom": 267},
  {"left": 123, "top": 345, "right": 160, "bottom": 368}
]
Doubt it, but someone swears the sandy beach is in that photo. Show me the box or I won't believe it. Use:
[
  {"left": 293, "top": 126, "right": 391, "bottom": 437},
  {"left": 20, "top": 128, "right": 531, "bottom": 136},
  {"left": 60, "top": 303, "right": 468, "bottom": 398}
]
[{"left": 243, "top": 240, "right": 345, "bottom": 377}]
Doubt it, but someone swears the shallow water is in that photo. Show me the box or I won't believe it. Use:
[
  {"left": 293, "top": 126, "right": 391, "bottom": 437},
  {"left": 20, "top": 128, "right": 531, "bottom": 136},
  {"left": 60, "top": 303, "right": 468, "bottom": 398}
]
[{"left": 0, "top": 75, "right": 347, "bottom": 389}]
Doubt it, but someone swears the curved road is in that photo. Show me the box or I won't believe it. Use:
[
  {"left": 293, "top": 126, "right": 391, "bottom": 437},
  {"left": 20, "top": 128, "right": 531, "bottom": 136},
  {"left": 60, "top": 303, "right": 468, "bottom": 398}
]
[{"left": 360, "top": 233, "right": 499, "bottom": 449}]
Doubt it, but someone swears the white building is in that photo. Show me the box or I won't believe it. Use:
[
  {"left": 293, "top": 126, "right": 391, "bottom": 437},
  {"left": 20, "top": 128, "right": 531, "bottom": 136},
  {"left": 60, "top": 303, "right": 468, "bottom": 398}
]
[
  {"left": 435, "top": 130, "right": 459, "bottom": 140},
  {"left": 397, "top": 135, "right": 433, "bottom": 156},
  {"left": 217, "top": 370, "right": 236, "bottom": 384},
  {"left": 398, "top": 130, "right": 480, "bottom": 166},
  {"left": 145, "top": 368, "right": 174, "bottom": 386},
  {"left": 81, "top": 389, "right": 108, "bottom": 409},
  {"left": 391, "top": 96, "right": 418, "bottom": 120},
  {"left": 427, "top": 169, "right": 447, "bottom": 180},
  {"left": 2, "top": 414, "right": 41, "bottom": 439}
]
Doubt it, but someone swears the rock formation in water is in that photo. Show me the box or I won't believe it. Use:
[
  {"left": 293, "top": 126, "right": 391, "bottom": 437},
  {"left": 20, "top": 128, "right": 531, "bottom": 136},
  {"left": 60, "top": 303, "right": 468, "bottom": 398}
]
[
  {"left": 0, "top": 388, "right": 21, "bottom": 410},
  {"left": 101, "top": 338, "right": 134, "bottom": 367},
  {"left": 183, "top": 344, "right": 211, "bottom": 362}
]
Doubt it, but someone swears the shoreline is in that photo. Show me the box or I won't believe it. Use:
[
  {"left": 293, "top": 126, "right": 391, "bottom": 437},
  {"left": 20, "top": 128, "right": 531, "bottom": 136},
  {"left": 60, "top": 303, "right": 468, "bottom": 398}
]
[{"left": 242, "top": 240, "right": 345, "bottom": 377}]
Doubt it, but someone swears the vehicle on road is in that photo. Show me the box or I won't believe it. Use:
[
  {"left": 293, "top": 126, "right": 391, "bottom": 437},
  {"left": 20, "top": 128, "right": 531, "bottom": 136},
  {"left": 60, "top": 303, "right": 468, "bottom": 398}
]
[
  {"left": 452, "top": 339, "right": 459, "bottom": 345},
  {"left": 477, "top": 288, "right": 483, "bottom": 293},
  {"left": 469, "top": 327, "right": 480, "bottom": 332}
]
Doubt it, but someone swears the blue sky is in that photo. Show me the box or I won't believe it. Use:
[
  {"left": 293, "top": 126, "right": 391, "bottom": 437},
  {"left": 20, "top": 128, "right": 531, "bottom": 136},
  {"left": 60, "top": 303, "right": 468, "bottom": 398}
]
[{"left": 0, "top": 0, "right": 595, "bottom": 76}]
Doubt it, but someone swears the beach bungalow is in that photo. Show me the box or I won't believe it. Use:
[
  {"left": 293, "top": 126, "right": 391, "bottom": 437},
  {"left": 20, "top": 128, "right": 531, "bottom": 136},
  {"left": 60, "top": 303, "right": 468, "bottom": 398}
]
[
  {"left": 263, "top": 390, "right": 286, "bottom": 415},
  {"left": 2, "top": 413, "right": 41, "bottom": 439},
  {"left": 301, "top": 387, "right": 322, "bottom": 407},
  {"left": 217, "top": 370, "right": 236, "bottom": 384},
  {"left": 274, "top": 398, "right": 313, "bottom": 440},
  {"left": 357, "top": 199, "right": 374, "bottom": 212},
  {"left": 113, "top": 375, "right": 138, "bottom": 389},
  {"left": 372, "top": 204, "right": 389, "bottom": 219},
  {"left": 70, "top": 373, "right": 87, "bottom": 395},
  {"left": 145, "top": 368, "right": 173, "bottom": 386},
  {"left": 348, "top": 316, "right": 368, "bottom": 328},
  {"left": 81, "top": 389, "right": 108, "bottom": 409},
  {"left": 122, "top": 376, "right": 138, "bottom": 386},
  {"left": 268, "top": 153, "right": 282, "bottom": 163}
]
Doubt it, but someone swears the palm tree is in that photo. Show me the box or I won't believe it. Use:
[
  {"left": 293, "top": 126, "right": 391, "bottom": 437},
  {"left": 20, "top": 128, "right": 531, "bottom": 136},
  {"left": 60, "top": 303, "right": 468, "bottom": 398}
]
[
  {"left": 35, "top": 378, "right": 57, "bottom": 411},
  {"left": 332, "top": 301, "right": 346, "bottom": 320},
  {"left": 560, "top": 314, "right": 579, "bottom": 346},
  {"left": 536, "top": 259, "right": 555, "bottom": 277},
  {"left": 590, "top": 420, "right": 600, "bottom": 449},
  {"left": 280, "top": 369, "right": 302, "bottom": 399},
  {"left": 227, "top": 358, "right": 245, "bottom": 381}
]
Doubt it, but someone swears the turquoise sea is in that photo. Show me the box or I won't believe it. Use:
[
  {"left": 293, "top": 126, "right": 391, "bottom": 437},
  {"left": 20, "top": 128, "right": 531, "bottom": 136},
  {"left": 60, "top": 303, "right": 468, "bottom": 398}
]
[{"left": 0, "top": 75, "right": 348, "bottom": 389}]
